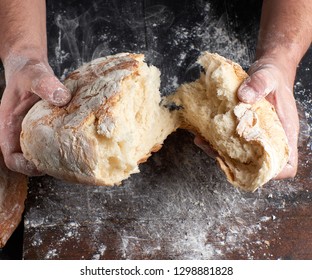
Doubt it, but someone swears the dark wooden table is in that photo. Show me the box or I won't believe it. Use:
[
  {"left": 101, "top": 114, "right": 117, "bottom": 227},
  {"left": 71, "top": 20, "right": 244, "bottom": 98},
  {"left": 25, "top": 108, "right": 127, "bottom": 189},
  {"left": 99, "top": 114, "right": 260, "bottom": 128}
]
[{"left": 1, "top": 0, "right": 312, "bottom": 260}]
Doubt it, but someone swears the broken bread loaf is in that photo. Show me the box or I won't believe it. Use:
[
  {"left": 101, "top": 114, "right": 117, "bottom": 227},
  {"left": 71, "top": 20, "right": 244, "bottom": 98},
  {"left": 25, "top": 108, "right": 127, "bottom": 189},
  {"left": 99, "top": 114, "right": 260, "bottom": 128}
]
[
  {"left": 21, "top": 53, "right": 177, "bottom": 186},
  {"left": 21, "top": 52, "right": 289, "bottom": 191},
  {"left": 167, "top": 52, "right": 289, "bottom": 191}
]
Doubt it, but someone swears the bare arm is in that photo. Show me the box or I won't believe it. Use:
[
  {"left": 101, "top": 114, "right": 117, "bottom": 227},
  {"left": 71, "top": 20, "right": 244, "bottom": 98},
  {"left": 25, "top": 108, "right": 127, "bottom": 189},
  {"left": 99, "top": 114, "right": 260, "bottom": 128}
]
[
  {"left": 0, "top": 0, "right": 71, "bottom": 175},
  {"left": 237, "top": 0, "right": 312, "bottom": 179},
  {"left": 0, "top": 0, "right": 47, "bottom": 63},
  {"left": 256, "top": 0, "right": 312, "bottom": 66}
]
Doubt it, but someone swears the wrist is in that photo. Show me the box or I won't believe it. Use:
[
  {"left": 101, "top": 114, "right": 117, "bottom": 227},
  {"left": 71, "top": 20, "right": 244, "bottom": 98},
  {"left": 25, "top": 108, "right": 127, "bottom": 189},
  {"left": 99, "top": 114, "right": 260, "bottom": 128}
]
[
  {"left": 255, "top": 35, "right": 310, "bottom": 69},
  {"left": 257, "top": 46, "right": 297, "bottom": 65},
  {"left": 1, "top": 46, "right": 49, "bottom": 81},
  {"left": 1, "top": 44, "right": 48, "bottom": 65},
  {"left": 254, "top": 50, "right": 297, "bottom": 84}
]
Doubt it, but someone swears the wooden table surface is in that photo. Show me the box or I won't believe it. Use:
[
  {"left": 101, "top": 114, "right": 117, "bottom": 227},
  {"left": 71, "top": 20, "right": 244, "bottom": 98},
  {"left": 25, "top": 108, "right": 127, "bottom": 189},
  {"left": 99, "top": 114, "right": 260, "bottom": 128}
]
[
  {"left": 2, "top": 0, "right": 312, "bottom": 260},
  {"left": 23, "top": 126, "right": 312, "bottom": 260}
]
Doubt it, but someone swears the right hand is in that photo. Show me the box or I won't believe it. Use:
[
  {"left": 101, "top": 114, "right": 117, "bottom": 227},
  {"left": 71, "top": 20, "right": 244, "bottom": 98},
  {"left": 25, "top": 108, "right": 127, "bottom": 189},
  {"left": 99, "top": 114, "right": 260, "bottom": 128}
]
[
  {"left": 0, "top": 55, "right": 71, "bottom": 176},
  {"left": 237, "top": 57, "right": 299, "bottom": 179},
  {"left": 194, "top": 56, "right": 299, "bottom": 180}
]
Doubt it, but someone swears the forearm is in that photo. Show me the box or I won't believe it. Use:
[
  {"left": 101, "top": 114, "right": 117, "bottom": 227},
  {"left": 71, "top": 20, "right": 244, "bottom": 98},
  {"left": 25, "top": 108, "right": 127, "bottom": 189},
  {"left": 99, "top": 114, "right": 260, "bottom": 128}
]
[
  {"left": 0, "top": 0, "right": 47, "bottom": 64},
  {"left": 257, "top": 0, "right": 312, "bottom": 67},
  {"left": 237, "top": 0, "right": 310, "bottom": 179}
]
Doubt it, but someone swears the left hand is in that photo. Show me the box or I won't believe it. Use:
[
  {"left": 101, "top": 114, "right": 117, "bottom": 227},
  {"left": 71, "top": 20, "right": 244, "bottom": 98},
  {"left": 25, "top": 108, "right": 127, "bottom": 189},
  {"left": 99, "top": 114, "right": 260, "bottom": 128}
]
[{"left": 0, "top": 54, "right": 71, "bottom": 176}]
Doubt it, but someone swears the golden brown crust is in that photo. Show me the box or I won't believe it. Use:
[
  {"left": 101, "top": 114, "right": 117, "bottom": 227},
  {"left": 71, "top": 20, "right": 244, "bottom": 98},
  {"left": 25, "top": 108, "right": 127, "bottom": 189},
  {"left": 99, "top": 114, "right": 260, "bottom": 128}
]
[
  {"left": 0, "top": 150, "right": 28, "bottom": 248},
  {"left": 21, "top": 53, "right": 176, "bottom": 186},
  {"left": 21, "top": 53, "right": 144, "bottom": 186},
  {"left": 137, "top": 144, "right": 163, "bottom": 164}
]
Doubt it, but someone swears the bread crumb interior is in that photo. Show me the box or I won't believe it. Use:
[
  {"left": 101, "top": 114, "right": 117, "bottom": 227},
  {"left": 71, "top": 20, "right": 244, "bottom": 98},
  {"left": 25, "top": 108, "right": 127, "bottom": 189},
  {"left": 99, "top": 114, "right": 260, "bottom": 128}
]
[
  {"left": 95, "top": 62, "right": 176, "bottom": 184},
  {"left": 169, "top": 68, "right": 265, "bottom": 189}
]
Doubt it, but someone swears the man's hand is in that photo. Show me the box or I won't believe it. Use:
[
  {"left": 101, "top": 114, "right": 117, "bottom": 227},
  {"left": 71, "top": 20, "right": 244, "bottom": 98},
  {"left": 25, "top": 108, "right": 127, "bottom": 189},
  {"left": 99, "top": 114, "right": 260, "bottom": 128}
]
[
  {"left": 237, "top": 57, "right": 299, "bottom": 179},
  {"left": 0, "top": 0, "right": 72, "bottom": 175},
  {"left": 196, "top": 0, "right": 312, "bottom": 181},
  {"left": 194, "top": 56, "right": 299, "bottom": 180},
  {"left": 0, "top": 56, "right": 71, "bottom": 175}
]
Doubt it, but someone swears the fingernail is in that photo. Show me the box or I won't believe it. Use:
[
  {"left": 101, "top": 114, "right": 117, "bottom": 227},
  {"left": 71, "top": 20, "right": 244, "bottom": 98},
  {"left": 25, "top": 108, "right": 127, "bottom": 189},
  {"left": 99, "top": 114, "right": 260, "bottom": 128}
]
[
  {"left": 238, "top": 85, "right": 257, "bottom": 103},
  {"left": 52, "top": 88, "right": 71, "bottom": 105}
]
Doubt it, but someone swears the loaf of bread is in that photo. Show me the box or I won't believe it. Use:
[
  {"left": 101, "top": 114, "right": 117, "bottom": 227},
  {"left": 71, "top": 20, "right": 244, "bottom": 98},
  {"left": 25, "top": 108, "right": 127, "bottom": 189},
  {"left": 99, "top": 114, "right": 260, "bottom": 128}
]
[
  {"left": 21, "top": 53, "right": 177, "bottom": 186},
  {"left": 21, "top": 52, "right": 289, "bottom": 191},
  {"left": 167, "top": 52, "right": 289, "bottom": 191},
  {"left": 0, "top": 150, "right": 28, "bottom": 248}
]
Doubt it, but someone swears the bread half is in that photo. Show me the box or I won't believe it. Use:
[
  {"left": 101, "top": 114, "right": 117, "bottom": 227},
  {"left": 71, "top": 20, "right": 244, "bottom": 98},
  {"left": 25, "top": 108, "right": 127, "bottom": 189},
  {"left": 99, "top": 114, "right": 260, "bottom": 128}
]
[
  {"left": 167, "top": 52, "right": 289, "bottom": 191},
  {"left": 21, "top": 53, "right": 177, "bottom": 186}
]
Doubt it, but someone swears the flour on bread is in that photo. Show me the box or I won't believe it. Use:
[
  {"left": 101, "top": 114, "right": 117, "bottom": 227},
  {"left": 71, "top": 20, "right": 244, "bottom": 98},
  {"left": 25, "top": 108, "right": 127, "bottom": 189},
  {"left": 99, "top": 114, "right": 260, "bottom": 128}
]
[{"left": 21, "top": 53, "right": 177, "bottom": 186}]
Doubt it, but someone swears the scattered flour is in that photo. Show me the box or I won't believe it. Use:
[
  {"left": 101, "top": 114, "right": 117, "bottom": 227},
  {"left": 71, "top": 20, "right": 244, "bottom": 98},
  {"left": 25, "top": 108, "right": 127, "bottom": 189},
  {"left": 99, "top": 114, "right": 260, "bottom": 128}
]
[
  {"left": 92, "top": 244, "right": 107, "bottom": 260},
  {"left": 45, "top": 249, "right": 58, "bottom": 259}
]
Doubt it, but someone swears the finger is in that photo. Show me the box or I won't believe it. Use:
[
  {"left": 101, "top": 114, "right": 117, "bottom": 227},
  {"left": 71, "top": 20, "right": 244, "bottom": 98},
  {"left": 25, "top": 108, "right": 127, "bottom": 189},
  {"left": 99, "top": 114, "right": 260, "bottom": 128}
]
[
  {"left": 0, "top": 126, "right": 44, "bottom": 176},
  {"left": 274, "top": 120, "right": 299, "bottom": 179},
  {"left": 0, "top": 103, "right": 43, "bottom": 176},
  {"left": 273, "top": 91, "right": 299, "bottom": 179},
  {"left": 274, "top": 132, "right": 298, "bottom": 180},
  {"left": 31, "top": 73, "right": 71, "bottom": 106},
  {"left": 274, "top": 156, "right": 298, "bottom": 180},
  {"left": 194, "top": 136, "right": 218, "bottom": 158},
  {"left": 3, "top": 152, "right": 43, "bottom": 176},
  {"left": 238, "top": 68, "right": 277, "bottom": 104}
]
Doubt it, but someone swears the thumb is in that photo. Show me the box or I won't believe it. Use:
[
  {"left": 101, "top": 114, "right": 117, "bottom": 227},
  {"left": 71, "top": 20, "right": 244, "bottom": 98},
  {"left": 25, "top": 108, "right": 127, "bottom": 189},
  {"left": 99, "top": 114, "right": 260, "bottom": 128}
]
[
  {"left": 238, "top": 67, "right": 277, "bottom": 104},
  {"left": 31, "top": 73, "right": 71, "bottom": 106}
]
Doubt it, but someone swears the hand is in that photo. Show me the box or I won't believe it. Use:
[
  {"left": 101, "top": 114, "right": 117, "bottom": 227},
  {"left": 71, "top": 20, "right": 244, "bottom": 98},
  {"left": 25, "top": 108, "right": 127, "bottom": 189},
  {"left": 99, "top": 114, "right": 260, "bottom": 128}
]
[
  {"left": 237, "top": 57, "right": 299, "bottom": 179},
  {"left": 0, "top": 54, "right": 71, "bottom": 176},
  {"left": 194, "top": 135, "right": 218, "bottom": 159}
]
